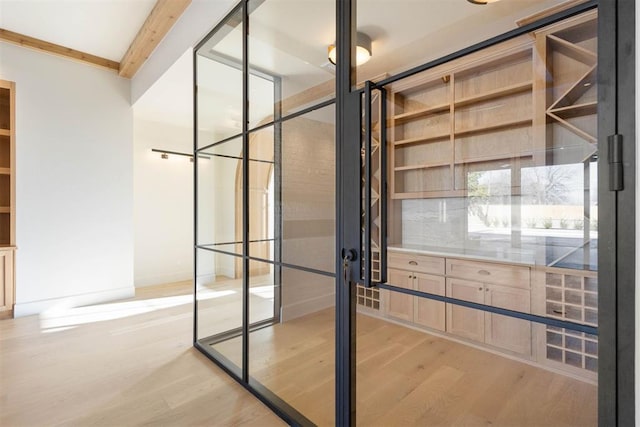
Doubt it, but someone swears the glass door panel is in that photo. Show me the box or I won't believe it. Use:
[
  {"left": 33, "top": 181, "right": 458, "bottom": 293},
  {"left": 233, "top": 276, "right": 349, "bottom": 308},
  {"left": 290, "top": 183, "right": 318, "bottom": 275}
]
[
  {"left": 248, "top": 103, "right": 336, "bottom": 425},
  {"left": 358, "top": 5, "right": 598, "bottom": 426},
  {"left": 248, "top": 0, "right": 336, "bottom": 121},
  {"left": 195, "top": 4, "right": 246, "bottom": 377},
  {"left": 196, "top": 7, "right": 243, "bottom": 148}
]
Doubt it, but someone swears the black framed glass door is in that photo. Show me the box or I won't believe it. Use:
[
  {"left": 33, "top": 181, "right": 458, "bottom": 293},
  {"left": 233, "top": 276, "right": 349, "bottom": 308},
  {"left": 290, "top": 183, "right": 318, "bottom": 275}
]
[
  {"left": 195, "top": 1, "right": 338, "bottom": 425},
  {"left": 194, "top": 0, "right": 634, "bottom": 425},
  {"left": 355, "top": 3, "right": 603, "bottom": 424}
]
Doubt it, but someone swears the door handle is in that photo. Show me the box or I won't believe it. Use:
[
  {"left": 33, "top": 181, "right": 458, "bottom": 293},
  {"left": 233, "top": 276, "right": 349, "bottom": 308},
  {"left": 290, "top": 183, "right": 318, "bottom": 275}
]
[{"left": 362, "top": 81, "right": 388, "bottom": 288}]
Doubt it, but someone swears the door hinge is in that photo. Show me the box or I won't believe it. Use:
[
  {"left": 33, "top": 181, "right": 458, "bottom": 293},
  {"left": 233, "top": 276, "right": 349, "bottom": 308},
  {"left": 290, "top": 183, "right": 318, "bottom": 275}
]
[{"left": 608, "top": 134, "right": 623, "bottom": 191}]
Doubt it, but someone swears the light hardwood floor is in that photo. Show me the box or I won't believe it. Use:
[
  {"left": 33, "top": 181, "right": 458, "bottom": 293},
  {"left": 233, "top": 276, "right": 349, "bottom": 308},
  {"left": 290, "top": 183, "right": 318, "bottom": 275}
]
[
  {"left": 0, "top": 281, "right": 284, "bottom": 427},
  {"left": 1, "top": 281, "right": 597, "bottom": 426}
]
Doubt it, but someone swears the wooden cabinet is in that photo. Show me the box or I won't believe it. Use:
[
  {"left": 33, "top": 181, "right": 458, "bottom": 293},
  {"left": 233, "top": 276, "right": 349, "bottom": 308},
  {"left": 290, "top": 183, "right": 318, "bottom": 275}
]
[
  {"left": 446, "top": 278, "right": 484, "bottom": 342},
  {"left": 386, "top": 268, "right": 413, "bottom": 322},
  {"left": 0, "top": 79, "right": 15, "bottom": 319},
  {"left": 0, "top": 248, "right": 14, "bottom": 317},
  {"left": 445, "top": 258, "right": 532, "bottom": 355},
  {"left": 384, "top": 253, "right": 445, "bottom": 331},
  {"left": 414, "top": 274, "right": 445, "bottom": 331},
  {"left": 484, "top": 284, "right": 532, "bottom": 355}
]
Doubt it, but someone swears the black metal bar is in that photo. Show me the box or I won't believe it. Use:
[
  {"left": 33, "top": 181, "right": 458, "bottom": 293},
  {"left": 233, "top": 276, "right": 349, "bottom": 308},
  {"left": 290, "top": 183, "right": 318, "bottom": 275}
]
[
  {"left": 379, "top": 284, "right": 598, "bottom": 336},
  {"left": 246, "top": 98, "right": 336, "bottom": 135},
  {"left": 363, "top": 80, "right": 372, "bottom": 288},
  {"left": 151, "top": 148, "right": 210, "bottom": 159},
  {"left": 613, "top": 0, "right": 636, "bottom": 423},
  {"left": 197, "top": 98, "right": 336, "bottom": 154},
  {"left": 274, "top": 73, "right": 283, "bottom": 324},
  {"left": 598, "top": 1, "right": 618, "bottom": 424},
  {"left": 336, "top": 0, "right": 357, "bottom": 424},
  {"left": 197, "top": 318, "right": 277, "bottom": 347},
  {"left": 195, "top": 245, "right": 242, "bottom": 258},
  {"left": 197, "top": 132, "right": 244, "bottom": 154},
  {"left": 195, "top": 245, "right": 336, "bottom": 279},
  {"left": 379, "top": 87, "right": 388, "bottom": 285},
  {"left": 241, "top": 0, "right": 249, "bottom": 383},
  {"left": 206, "top": 238, "right": 275, "bottom": 246},
  {"left": 372, "top": 1, "right": 597, "bottom": 90},
  {"left": 192, "top": 40, "right": 199, "bottom": 346}
]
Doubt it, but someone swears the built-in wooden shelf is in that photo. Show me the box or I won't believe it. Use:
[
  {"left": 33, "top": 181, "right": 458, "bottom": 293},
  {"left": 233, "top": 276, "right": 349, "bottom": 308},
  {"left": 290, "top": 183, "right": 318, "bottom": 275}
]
[
  {"left": 546, "top": 112, "right": 597, "bottom": 144},
  {"left": 454, "top": 152, "right": 533, "bottom": 166},
  {"left": 392, "top": 189, "right": 465, "bottom": 200},
  {"left": 394, "top": 103, "right": 450, "bottom": 123},
  {"left": 393, "top": 133, "right": 450, "bottom": 146},
  {"left": 455, "top": 118, "right": 532, "bottom": 137},
  {"left": 547, "top": 34, "right": 597, "bottom": 65},
  {"left": 0, "top": 207, "right": 10, "bottom": 214},
  {"left": 0, "top": 168, "right": 10, "bottom": 175},
  {"left": 0, "top": 129, "right": 9, "bottom": 137},
  {"left": 395, "top": 161, "right": 451, "bottom": 172},
  {"left": 549, "top": 65, "right": 596, "bottom": 110},
  {"left": 455, "top": 81, "right": 533, "bottom": 108},
  {"left": 548, "top": 101, "right": 597, "bottom": 118}
]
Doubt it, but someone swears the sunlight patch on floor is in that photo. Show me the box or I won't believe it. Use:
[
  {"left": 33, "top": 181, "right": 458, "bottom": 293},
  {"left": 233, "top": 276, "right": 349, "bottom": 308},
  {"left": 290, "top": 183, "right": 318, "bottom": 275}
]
[{"left": 39, "top": 290, "right": 236, "bottom": 331}]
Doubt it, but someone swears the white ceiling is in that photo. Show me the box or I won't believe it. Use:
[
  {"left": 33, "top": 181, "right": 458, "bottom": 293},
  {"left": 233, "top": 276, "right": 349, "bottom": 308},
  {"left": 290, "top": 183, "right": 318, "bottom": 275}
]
[{"left": 0, "top": 0, "right": 156, "bottom": 61}]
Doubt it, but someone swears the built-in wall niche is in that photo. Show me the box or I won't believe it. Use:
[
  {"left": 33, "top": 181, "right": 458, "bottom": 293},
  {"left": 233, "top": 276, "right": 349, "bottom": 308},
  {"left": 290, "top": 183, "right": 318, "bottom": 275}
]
[
  {"left": 0, "top": 88, "right": 10, "bottom": 131},
  {"left": 0, "top": 79, "right": 15, "bottom": 318}
]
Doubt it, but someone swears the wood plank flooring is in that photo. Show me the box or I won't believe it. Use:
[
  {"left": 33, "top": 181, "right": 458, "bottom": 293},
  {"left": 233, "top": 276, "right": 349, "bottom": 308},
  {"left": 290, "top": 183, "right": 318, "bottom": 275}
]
[
  {"left": 0, "top": 281, "right": 284, "bottom": 427},
  {"left": 1, "top": 281, "right": 597, "bottom": 426}
]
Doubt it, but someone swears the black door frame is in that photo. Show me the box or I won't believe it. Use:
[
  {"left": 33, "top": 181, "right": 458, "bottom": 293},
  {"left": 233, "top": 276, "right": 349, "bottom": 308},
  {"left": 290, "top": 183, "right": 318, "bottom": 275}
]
[
  {"left": 336, "top": 0, "right": 635, "bottom": 425},
  {"left": 193, "top": 0, "right": 636, "bottom": 425}
]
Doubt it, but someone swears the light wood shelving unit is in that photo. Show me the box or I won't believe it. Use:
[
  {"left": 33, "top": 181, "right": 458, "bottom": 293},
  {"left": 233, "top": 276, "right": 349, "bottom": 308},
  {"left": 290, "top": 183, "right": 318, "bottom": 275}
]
[
  {"left": 374, "top": 10, "right": 599, "bottom": 382},
  {"left": 0, "top": 79, "right": 16, "bottom": 319},
  {"left": 389, "top": 45, "right": 537, "bottom": 200}
]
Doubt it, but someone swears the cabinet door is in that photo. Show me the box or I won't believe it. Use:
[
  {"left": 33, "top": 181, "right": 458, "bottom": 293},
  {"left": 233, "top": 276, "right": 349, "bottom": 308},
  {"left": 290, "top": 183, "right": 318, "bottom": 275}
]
[
  {"left": 385, "top": 269, "right": 413, "bottom": 322},
  {"left": 484, "top": 284, "right": 532, "bottom": 355},
  {"left": 414, "top": 273, "right": 445, "bottom": 331},
  {"left": 446, "top": 278, "right": 484, "bottom": 342},
  {"left": 0, "top": 249, "right": 13, "bottom": 315}
]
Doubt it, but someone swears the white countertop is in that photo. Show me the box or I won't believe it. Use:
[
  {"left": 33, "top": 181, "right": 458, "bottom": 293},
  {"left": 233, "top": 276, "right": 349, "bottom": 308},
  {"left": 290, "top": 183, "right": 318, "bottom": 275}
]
[{"left": 388, "top": 244, "right": 538, "bottom": 266}]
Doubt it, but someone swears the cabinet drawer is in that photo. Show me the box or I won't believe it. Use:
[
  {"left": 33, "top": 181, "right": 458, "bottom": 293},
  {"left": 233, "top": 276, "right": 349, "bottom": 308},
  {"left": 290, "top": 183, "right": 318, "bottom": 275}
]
[
  {"left": 446, "top": 258, "right": 530, "bottom": 289},
  {"left": 388, "top": 252, "right": 444, "bottom": 275}
]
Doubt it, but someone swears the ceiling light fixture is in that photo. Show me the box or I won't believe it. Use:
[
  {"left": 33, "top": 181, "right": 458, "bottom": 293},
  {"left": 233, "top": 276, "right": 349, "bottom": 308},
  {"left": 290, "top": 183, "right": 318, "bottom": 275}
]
[
  {"left": 328, "top": 32, "right": 372, "bottom": 66},
  {"left": 467, "top": 0, "right": 501, "bottom": 4}
]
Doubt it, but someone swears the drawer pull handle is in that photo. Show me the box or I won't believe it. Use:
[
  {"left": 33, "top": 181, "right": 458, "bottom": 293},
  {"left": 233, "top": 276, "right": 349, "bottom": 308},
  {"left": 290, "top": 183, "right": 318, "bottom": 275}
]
[
  {"left": 478, "top": 287, "right": 483, "bottom": 291},
  {"left": 478, "top": 269, "right": 491, "bottom": 276},
  {"left": 553, "top": 309, "right": 565, "bottom": 315},
  {"left": 409, "top": 261, "right": 418, "bottom": 266}
]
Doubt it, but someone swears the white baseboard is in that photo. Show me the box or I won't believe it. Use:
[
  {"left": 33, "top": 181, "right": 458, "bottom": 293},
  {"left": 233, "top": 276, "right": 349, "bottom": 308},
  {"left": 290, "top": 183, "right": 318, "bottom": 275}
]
[
  {"left": 14, "top": 286, "right": 136, "bottom": 318},
  {"left": 134, "top": 270, "right": 193, "bottom": 287},
  {"left": 281, "top": 293, "right": 335, "bottom": 322}
]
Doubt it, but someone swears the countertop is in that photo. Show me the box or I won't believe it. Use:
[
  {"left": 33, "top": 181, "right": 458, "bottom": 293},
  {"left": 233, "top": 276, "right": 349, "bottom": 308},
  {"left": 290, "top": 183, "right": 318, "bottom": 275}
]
[{"left": 388, "top": 236, "right": 597, "bottom": 271}]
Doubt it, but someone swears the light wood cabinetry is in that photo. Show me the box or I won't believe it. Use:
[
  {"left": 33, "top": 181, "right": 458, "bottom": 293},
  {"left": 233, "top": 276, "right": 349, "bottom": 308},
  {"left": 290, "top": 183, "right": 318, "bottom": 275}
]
[
  {"left": 383, "top": 251, "right": 531, "bottom": 354},
  {"left": 389, "top": 38, "right": 539, "bottom": 200},
  {"left": 384, "top": 253, "right": 445, "bottom": 331},
  {"left": 0, "top": 79, "right": 16, "bottom": 319},
  {"left": 445, "top": 258, "right": 532, "bottom": 356}
]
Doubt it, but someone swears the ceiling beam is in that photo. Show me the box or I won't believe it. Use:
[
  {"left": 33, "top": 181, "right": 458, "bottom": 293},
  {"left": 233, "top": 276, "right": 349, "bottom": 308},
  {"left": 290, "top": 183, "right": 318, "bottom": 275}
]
[
  {"left": 119, "top": 0, "right": 192, "bottom": 79},
  {"left": 0, "top": 28, "right": 120, "bottom": 72}
]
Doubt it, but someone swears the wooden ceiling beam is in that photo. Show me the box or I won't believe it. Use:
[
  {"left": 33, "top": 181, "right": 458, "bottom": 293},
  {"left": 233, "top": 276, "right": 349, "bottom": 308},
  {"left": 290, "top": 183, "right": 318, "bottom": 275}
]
[
  {"left": 0, "top": 28, "right": 120, "bottom": 72},
  {"left": 119, "top": 0, "right": 192, "bottom": 79}
]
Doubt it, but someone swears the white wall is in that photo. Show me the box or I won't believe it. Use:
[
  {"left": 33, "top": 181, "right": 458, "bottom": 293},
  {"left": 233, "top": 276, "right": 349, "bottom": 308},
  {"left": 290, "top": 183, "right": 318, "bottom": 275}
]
[
  {"left": 133, "top": 118, "right": 194, "bottom": 286},
  {"left": 0, "top": 43, "right": 134, "bottom": 316}
]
